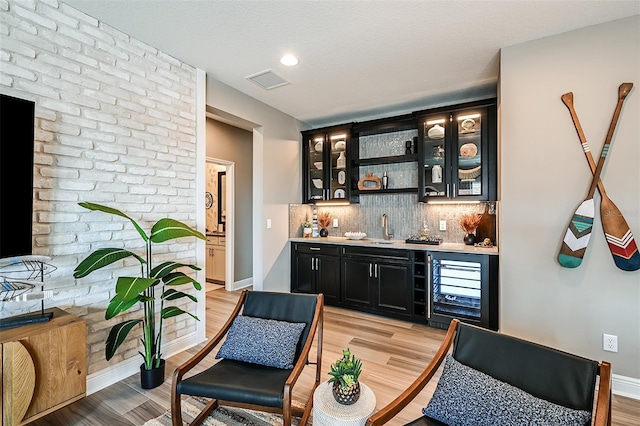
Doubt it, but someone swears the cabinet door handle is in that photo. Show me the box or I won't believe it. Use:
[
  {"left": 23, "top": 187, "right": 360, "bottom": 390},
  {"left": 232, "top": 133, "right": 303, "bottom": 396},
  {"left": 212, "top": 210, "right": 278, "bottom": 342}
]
[
  {"left": 426, "top": 254, "right": 431, "bottom": 319},
  {"left": 453, "top": 183, "right": 456, "bottom": 197},
  {"left": 374, "top": 264, "right": 378, "bottom": 278},
  {"left": 315, "top": 258, "right": 319, "bottom": 270},
  {"left": 446, "top": 184, "right": 450, "bottom": 198},
  {"left": 310, "top": 247, "right": 320, "bottom": 251},
  {"left": 369, "top": 263, "right": 372, "bottom": 278}
]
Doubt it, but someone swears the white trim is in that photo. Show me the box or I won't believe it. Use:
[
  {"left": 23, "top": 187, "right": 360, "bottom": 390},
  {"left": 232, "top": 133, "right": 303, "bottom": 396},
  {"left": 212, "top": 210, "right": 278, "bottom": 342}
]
[
  {"left": 224, "top": 162, "right": 235, "bottom": 292},
  {"left": 195, "top": 68, "right": 207, "bottom": 344},
  {"left": 231, "top": 277, "right": 253, "bottom": 291},
  {"left": 252, "top": 127, "right": 264, "bottom": 291},
  {"left": 86, "top": 331, "right": 200, "bottom": 395},
  {"left": 612, "top": 373, "right": 640, "bottom": 400},
  {"left": 205, "top": 157, "right": 235, "bottom": 292}
]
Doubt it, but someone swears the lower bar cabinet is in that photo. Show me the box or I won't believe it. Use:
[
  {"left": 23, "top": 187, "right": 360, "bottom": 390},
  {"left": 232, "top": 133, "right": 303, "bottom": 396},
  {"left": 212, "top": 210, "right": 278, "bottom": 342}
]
[
  {"left": 291, "top": 241, "right": 498, "bottom": 330},
  {"left": 291, "top": 242, "right": 341, "bottom": 305}
]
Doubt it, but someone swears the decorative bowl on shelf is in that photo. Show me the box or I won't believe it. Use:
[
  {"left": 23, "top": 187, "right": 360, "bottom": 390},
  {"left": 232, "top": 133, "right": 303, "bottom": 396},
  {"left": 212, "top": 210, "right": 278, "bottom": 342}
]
[
  {"left": 459, "top": 165, "right": 481, "bottom": 180},
  {"left": 312, "top": 178, "right": 323, "bottom": 189},
  {"left": 335, "top": 141, "right": 346, "bottom": 150},
  {"left": 345, "top": 232, "right": 367, "bottom": 240},
  {"left": 427, "top": 124, "right": 445, "bottom": 140},
  {"left": 459, "top": 143, "right": 477, "bottom": 158},
  {"left": 314, "top": 161, "right": 323, "bottom": 170},
  {"left": 461, "top": 118, "right": 476, "bottom": 132}
]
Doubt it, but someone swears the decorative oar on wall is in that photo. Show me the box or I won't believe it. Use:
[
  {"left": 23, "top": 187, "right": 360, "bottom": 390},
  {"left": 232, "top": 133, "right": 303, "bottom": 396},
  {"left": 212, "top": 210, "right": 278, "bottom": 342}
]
[
  {"left": 561, "top": 89, "right": 640, "bottom": 271},
  {"left": 558, "top": 82, "right": 634, "bottom": 269}
]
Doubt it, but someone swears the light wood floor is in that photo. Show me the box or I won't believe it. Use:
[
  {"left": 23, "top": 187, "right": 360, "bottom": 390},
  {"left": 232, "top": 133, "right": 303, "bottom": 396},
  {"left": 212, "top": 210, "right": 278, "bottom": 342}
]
[{"left": 32, "top": 289, "right": 640, "bottom": 425}]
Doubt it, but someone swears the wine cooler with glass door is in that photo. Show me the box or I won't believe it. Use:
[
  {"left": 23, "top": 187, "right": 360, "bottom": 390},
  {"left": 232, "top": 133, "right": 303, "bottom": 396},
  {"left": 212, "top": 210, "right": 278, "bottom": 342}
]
[{"left": 427, "top": 251, "right": 498, "bottom": 330}]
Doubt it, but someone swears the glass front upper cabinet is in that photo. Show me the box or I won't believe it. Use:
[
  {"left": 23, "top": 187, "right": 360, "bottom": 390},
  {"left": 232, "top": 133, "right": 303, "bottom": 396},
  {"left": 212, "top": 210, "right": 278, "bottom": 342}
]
[
  {"left": 418, "top": 100, "right": 496, "bottom": 202},
  {"left": 302, "top": 125, "right": 351, "bottom": 203}
]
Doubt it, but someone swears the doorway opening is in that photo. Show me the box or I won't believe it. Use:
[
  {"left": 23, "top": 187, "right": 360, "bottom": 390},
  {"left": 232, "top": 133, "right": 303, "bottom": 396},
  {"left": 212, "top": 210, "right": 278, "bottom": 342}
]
[{"left": 205, "top": 158, "right": 234, "bottom": 292}]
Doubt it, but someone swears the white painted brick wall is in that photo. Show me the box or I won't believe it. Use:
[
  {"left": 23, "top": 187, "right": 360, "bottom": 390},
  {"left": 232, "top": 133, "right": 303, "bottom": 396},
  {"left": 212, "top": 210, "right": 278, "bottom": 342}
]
[{"left": 1, "top": 0, "right": 200, "bottom": 376}]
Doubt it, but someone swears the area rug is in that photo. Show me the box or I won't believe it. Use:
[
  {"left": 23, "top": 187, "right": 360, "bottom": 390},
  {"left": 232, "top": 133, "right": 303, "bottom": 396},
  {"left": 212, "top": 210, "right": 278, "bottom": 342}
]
[{"left": 144, "top": 396, "right": 306, "bottom": 426}]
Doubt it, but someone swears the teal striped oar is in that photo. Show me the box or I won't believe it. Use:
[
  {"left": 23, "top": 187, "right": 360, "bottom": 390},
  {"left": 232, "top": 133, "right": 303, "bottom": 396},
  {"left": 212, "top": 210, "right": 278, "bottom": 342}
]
[
  {"left": 558, "top": 83, "right": 633, "bottom": 268},
  {"left": 561, "top": 86, "right": 639, "bottom": 271}
]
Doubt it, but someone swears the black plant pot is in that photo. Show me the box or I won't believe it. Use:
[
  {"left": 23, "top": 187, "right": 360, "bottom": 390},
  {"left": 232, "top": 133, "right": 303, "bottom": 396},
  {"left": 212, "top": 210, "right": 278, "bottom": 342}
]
[
  {"left": 319, "top": 228, "right": 328, "bottom": 237},
  {"left": 140, "top": 359, "right": 165, "bottom": 389},
  {"left": 332, "top": 381, "right": 360, "bottom": 405}
]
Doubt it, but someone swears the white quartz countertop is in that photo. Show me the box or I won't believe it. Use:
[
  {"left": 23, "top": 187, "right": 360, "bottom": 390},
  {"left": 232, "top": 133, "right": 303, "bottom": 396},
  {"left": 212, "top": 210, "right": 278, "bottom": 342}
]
[{"left": 289, "top": 236, "right": 498, "bottom": 255}]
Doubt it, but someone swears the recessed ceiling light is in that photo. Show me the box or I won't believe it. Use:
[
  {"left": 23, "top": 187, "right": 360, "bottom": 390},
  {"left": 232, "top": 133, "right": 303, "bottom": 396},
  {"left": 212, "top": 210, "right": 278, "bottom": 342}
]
[{"left": 280, "top": 54, "right": 299, "bottom": 66}]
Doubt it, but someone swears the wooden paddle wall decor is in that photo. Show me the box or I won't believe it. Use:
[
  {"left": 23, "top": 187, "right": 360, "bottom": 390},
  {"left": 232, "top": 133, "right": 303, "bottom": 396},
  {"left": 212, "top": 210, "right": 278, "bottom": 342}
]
[{"left": 558, "top": 82, "right": 639, "bottom": 271}]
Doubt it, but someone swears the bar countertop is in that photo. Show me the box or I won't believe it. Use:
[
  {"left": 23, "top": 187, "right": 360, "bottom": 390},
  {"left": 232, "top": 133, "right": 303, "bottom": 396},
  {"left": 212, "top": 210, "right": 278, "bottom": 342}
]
[{"left": 289, "top": 236, "right": 498, "bottom": 255}]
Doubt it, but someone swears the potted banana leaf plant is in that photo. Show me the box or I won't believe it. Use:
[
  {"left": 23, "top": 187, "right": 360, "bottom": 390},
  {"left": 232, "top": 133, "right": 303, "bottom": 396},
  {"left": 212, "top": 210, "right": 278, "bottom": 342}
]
[{"left": 73, "top": 202, "right": 206, "bottom": 389}]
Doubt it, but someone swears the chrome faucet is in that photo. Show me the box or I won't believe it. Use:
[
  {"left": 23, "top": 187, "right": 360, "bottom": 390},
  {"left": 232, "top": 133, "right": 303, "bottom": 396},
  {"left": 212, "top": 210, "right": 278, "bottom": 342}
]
[{"left": 382, "top": 214, "right": 394, "bottom": 240}]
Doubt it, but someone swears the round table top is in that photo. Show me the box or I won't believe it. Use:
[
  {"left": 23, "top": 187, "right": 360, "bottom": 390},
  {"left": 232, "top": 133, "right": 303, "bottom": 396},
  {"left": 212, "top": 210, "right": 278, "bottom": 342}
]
[{"left": 313, "top": 381, "right": 376, "bottom": 426}]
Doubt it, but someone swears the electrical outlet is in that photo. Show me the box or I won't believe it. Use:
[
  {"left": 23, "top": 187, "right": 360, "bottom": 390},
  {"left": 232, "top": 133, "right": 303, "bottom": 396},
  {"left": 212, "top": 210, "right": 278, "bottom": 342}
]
[
  {"left": 439, "top": 220, "right": 447, "bottom": 231},
  {"left": 333, "top": 218, "right": 339, "bottom": 228},
  {"left": 266, "top": 219, "right": 272, "bottom": 229},
  {"left": 603, "top": 334, "right": 618, "bottom": 352}
]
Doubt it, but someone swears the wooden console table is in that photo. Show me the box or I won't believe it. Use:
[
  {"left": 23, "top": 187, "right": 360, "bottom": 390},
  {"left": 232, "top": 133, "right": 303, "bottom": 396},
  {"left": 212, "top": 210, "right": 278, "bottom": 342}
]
[{"left": 0, "top": 307, "right": 86, "bottom": 425}]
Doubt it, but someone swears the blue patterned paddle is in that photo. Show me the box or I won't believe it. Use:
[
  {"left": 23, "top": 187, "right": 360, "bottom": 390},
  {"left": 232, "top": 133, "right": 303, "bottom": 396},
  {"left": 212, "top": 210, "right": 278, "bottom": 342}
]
[{"left": 558, "top": 83, "right": 633, "bottom": 268}]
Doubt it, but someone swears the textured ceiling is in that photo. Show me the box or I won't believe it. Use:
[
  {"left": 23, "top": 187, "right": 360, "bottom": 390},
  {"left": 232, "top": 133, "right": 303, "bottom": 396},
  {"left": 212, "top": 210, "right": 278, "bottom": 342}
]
[{"left": 64, "top": 1, "right": 639, "bottom": 128}]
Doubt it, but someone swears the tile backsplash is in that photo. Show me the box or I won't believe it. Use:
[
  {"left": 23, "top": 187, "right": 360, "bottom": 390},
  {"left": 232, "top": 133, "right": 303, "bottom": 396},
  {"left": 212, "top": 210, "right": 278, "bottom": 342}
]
[{"left": 289, "top": 195, "right": 498, "bottom": 245}]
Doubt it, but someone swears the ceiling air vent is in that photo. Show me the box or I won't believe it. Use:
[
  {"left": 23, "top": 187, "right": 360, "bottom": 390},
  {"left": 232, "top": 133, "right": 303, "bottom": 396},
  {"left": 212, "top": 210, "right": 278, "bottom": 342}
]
[{"left": 246, "top": 69, "right": 290, "bottom": 90}]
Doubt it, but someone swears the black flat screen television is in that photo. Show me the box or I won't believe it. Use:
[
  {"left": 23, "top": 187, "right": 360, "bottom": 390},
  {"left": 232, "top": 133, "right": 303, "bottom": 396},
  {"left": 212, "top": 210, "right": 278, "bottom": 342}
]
[{"left": 0, "top": 93, "right": 35, "bottom": 258}]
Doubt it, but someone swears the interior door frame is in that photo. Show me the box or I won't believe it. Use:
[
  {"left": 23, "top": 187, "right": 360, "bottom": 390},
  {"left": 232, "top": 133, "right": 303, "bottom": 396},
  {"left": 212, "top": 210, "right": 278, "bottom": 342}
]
[{"left": 206, "top": 156, "right": 235, "bottom": 292}]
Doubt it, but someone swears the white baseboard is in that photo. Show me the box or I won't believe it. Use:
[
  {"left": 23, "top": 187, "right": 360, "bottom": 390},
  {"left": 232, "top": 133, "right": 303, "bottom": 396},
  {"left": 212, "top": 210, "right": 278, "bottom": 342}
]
[
  {"left": 613, "top": 373, "right": 640, "bottom": 400},
  {"left": 86, "top": 331, "right": 200, "bottom": 395},
  {"left": 231, "top": 277, "right": 252, "bottom": 291}
]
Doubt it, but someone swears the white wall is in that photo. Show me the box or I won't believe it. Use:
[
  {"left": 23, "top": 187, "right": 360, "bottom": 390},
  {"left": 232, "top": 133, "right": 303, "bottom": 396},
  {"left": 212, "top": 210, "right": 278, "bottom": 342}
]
[
  {"left": 500, "top": 16, "right": 640, "bottom": 384},
  {"left": 205, "top": 79, "right": 304, "bottom": 292}
]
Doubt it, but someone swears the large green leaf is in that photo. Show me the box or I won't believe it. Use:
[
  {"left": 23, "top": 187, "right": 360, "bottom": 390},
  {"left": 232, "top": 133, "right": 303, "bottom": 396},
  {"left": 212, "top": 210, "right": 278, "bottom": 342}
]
[
  {"left": 161, "top": 306, "right": 199, "bottom": 321},
  {"left": 162, "top": 288, "right": 197, "bottom": 303},
  {"left": 105, "top": 294, "right": 140, "bottom": 320},
  {"left": 105, "top": 319, "right": 141, "bottom": 361},
  {"left": 73, "top": 248, "right": 145, "bottom": 278},
  {"left": 150, "top": 218, "right": 206, "bottom": 243},
  {"left": 151, "top": 261, "right": 200, "bottom": 279},
  {"left": 162, "top": 271, "right": 202, "bottom": 290},
  {"left": 115, "top": 276, "right": 158, "bottom": 302},
  {"left": 78, "top": 202, "right": 148, "bottom": 242}
]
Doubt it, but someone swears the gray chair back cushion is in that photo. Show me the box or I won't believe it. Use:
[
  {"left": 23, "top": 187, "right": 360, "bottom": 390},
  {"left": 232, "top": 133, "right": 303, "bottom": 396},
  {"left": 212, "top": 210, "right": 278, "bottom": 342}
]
[{"left": 242, "top": 291, "right": 318, "bottom": 361}]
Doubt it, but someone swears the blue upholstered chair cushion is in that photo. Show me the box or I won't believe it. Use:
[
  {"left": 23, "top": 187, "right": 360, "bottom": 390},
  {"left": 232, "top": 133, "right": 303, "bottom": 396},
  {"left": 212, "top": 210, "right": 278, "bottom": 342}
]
[
  {"left": 215, "top": 315, "right": 306, "bottom": 369},
  {"left": 422, "top": 355, "right": 592, "bottom": 426}
]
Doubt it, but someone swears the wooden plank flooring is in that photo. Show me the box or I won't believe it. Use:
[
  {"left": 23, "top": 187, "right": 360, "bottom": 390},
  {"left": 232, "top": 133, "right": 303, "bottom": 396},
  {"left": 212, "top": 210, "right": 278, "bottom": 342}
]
[{"left": 31, "top": 289, "right": 640, "bottom": 425}]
